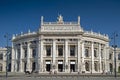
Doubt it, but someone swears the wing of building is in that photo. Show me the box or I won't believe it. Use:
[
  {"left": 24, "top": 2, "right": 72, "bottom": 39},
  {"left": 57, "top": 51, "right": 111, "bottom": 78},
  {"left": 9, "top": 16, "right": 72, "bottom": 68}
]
[{"left": 11, "top": 15, "right": 120, "bottom": 74}]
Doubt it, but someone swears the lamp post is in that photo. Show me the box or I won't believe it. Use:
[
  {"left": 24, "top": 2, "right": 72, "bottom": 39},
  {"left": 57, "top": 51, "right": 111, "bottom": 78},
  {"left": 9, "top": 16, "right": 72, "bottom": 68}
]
[
  {"left": 4, "top": 33, "right": 9, "bottom": 78},
  {"left": 112, "top": 32, "right": 118, "bottom": 77}
]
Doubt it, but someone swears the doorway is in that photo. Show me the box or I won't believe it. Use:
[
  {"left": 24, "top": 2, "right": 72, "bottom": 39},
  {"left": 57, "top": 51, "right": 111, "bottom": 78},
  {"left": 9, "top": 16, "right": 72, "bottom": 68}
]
[
  {"left": 58, "top": 64, "right": 63, "bottom": 72},
  {"left": 70, "top": 64, "right": 75, "bottom": 72},
  {"left": 46, "top": 64, "right": 51, "bottom": 71}
]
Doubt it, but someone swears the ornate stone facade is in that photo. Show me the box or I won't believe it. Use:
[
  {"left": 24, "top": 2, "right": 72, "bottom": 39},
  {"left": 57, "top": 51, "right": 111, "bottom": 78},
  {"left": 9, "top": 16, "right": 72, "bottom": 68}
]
[{"left": 11, "top": 15, "right": 120, "bottom": 74}]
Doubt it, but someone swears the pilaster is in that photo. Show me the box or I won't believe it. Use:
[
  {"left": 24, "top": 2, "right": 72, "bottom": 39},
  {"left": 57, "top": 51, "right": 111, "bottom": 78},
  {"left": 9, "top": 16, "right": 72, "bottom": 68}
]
[
  {"left": 81, "top": 41, "right": 85, "bottom": 72},
  {"left": 77, "top": 39, "right": 81, "bottom": 72},
  {"left": 65, "top": 39, "right": 68, "bottom": 72},
  {"left": 11, "top": 43, "right": 15, "bottom": 72},
  {"left": 15, "top": 48, "right": 18, "bottom": 72},
  {"left": 40, "top": 38, "right": 43, "bottom": 72},
  {"left": 26, "top": 42, "right": 31, "bottom": 72},
  {"left": 52, "top": 39, "right": 56, "bottom": 64},
  {"left": 20, "top": 43, "right": 23, "bottom": 72},
  {"left": 99, "top": 43, "right": 102, "bottom": 72},
  {"left": 91, "top": 42, "right": 94, "bottom": 73}
]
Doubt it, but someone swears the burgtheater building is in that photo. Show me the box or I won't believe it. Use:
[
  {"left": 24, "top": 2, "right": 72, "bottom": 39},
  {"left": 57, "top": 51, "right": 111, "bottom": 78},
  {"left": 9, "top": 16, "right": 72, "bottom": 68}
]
[{"left": 11, "top": 15, "right": 120, "bottom": 74}]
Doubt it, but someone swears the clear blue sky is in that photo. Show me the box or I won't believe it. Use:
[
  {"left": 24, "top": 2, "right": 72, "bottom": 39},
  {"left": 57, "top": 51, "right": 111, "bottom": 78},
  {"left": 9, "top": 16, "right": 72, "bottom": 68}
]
[{"left": 0, "top": 0, "right": 120, "bottom": 47}]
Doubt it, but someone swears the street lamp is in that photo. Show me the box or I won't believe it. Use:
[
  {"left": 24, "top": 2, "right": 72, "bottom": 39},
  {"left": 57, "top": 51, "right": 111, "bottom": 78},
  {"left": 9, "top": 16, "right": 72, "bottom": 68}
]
[{"left": 111, "top": 32, "right": 118, "bottom": 77}]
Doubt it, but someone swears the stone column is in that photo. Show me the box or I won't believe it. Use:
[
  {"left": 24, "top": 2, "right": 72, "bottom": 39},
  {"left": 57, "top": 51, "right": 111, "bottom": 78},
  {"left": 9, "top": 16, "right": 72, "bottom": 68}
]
[
  {"left": 81, "top": 41, "right": 85, "bottom": 72},
  {"left": 11, "top": 43, "right": 15, "bottom": 72},
  {"left": 52, "top": 39, "right": 56, "bottom": 64},
  {"left": 104, "top": 44, "right": 108, "bottom": 73},
  {"left": 15, "top": 48, "right": 18, "bottom": 72},
  {"left": 37, "top": 39, "right": 41, "bottom": 72},
  {"left": 40, "top": 39, "right": 43, "bottom": 72},
  {"left": 36, "top": 41, "right": 39, "bottom": 72},
  {"left": 99, "top": 44, "right": 102, "bottom": 72},
  {"left": 20, "top": 43, "right": 23, "bottom": 72},
  {"left": 65, "top": 39, "right": 68, "bottom": 72},
  {"left": 91, "top": 42, "right": 94, "bottom": 73},
  {"left": 77, "top": 39, "right": 81, "bottom": 72},
  {"left": 26, "top": 42, "right": 31, "bottom": 72},
  {"left": 52, "top": 39, "right": 56, "bottom": 72}
]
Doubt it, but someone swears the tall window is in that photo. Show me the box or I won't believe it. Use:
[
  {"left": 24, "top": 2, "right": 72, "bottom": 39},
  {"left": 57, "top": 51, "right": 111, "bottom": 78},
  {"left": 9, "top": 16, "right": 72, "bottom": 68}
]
[
  {"left": 24, "top": 49, "right": 27, "bottom": 58},
  {"left": 58, "top": 46, "right": 63, "bottom": 56},
  {"left": 32, "top": 49, "right": 36, "bottom": 58},
  {"left": 94, "top": 62, "right": 98, "bottom": 71},
  {"left": 0, "top": 63, "right": 2, "bottom": 71},
  {"left": 46, "top": 46, "right": 51, "bottom": 56},
  {"left": 109, "top": 54, "right": 112, "bottom": 60},
  {"left": 32, "top": 62, "right": 36, "bottom": 72},
  {"left": 85, "top": 62, "right": 89, "bottom": 71},
  {"left": 118, "top": 53, "right": 120, "bottom": 60},
  {"left": 85, "top": 49, "right": 89, "bottom": 57},
  {"left": 94, "top": 49, "right": 97, "bottom": 57},
  {"left": 0, "top": 54, "right": 3, "bottom": 60},
  {"left": 109, "top": 63, "right": 113, "bottom": 72},
  {"left": 70, "top": 45, "right": 75, "bottom": 56},
  {"left": 101, "top": 49, "right": 103, "bottom": 58},
  {"left": 17, "top": 49, "right": 20, "bottom": 60}
]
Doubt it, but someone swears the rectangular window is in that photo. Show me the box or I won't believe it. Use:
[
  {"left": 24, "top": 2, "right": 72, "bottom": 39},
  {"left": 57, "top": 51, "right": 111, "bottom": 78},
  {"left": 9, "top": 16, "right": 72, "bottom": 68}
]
[
  {"left": 24, "top": 49, "right": 27, "bottom": 58},
  {"left": 46, "top": 46, "right": 51, "bottom": 56},
  {"left": 58, "top": 46, "right": 63, "bottom": 56},
  {"left": 0, "top": 54, "right": 3, "bottom": 60},
  {"left": 32, "top": 49, "right": 36, "bottom": 58},
  {"left": 17, "top": 49, "right": 21, "bottom": 60},
  {"left": 70, "top": 46, "right": 75, "bottom": 56},
  {"left": 109, "top": 54, "right": 112, "bottom": 60},
  {"left": 101, "top": 49, "right": 103, "bottom": 58}
]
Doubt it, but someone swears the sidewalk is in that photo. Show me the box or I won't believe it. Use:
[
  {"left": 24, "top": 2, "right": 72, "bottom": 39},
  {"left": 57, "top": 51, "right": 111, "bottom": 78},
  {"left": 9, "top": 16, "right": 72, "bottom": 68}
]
[{"left": 1, "top": 72, "right": 120, "bottom": 77}]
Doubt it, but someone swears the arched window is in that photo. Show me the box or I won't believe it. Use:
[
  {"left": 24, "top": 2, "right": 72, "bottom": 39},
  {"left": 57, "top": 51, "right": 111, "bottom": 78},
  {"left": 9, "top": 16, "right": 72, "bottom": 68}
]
[
  {"left": 94, "top": 49, "right": 97, "bottom": 57},
  {"left": 85, "top": 62, "right": 89, "bottom": 71},
  {"left": 0, "top": 63, "right": 2, "bottom": 71},
  {"left": 109, "top": 63, "right": 113, "bottom": 72},
  {"left": 118, "top": 53, "right": 120, "bottom": 60},
  {"left": 94, "top": 62, "right": 98, "bottom": 71},
  {"left": 85, "top": 49, "right": 89, "bottom": 57}
]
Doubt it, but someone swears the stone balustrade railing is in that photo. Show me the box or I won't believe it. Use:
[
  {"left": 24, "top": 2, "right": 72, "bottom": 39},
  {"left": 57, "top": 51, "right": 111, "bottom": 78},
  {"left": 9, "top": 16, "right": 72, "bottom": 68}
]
[
  {"left": 84, "top": 31, "right": 109, "bottom": 39},
  {"left": 12, "top": 31, "right": 37, "bottom": 40},
  {"left": 43, "top": 22, "right": 78, "bottom": 25}
]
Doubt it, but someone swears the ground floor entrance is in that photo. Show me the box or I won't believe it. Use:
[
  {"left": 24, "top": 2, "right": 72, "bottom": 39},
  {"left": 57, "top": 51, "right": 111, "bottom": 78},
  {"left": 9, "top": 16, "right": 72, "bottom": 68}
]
[
  {"left": 70, "top": 64, "right": 75, "bottom": 72},
  {"left": 58, "top": 64, "right": 63, "bottom": 72},
  {"left": 46, "top": 64, "right": 51, "bottom": 71}
]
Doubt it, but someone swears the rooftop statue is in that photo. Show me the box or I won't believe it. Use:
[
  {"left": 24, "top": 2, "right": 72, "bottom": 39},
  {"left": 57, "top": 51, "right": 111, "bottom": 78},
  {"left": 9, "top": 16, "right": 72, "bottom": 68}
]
[{"left": 57, "top": 14, "right": 63, "bottom": 23}]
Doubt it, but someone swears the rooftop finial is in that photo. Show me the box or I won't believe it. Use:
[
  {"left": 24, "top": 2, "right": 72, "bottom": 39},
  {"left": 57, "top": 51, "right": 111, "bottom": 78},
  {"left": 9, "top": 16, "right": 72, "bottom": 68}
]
[
  {"left": 57, "top": 14, "right": 63, "bottom": 23},
  {"left": 41, "top": 16, "right": 44, "bottom": 25},
  {"left": 78, "top": 16, "right": 80, "bottom": 25}
]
